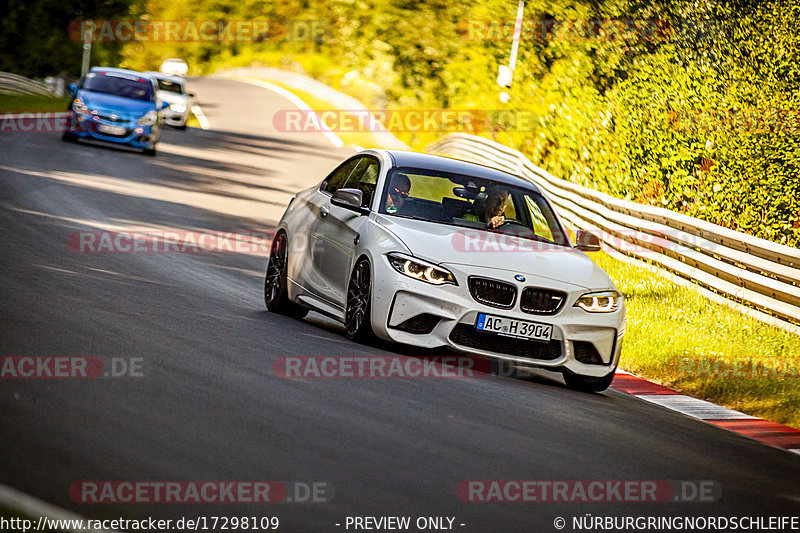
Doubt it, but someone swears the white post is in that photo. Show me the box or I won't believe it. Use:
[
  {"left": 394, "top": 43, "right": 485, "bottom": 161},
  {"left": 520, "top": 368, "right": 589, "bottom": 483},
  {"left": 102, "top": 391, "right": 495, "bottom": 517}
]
[
  {"left": 508, "top": 1, "right": 524, "bottom": 75},
  {"left": 81, "top": 29, "right": 92, "bottom": 77},
  {"left": 497, "top": 1, "right": 524, "bottom": 100}
]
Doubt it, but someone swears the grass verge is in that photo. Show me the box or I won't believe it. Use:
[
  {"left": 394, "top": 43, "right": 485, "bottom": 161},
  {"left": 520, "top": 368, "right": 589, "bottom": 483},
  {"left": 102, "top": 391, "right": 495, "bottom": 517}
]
[
  {"left": 0, "top": 94, "right": 70, "bottom": 113},
  {"left": 592, "top": 251, "right": 800, "bottom": 429}
]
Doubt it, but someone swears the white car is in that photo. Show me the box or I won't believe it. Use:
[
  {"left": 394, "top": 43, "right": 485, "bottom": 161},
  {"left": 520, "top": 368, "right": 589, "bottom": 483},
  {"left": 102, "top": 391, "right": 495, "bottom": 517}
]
[
  {"left": 145, "top": 72, "right": 192, "bottom": 129},
  {"left": 265, "top": 150, "right": 625, "bottom": 392},
  {"left": 159, "top": 58, "right": 188, "bottom": 77}
]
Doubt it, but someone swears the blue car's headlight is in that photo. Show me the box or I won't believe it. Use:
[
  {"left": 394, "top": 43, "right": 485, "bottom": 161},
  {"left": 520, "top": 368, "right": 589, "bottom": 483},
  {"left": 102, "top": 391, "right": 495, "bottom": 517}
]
[
  {"left": 137, "top": 110, "right": 158, "bottom": 126},
  {"left": 574, "top": 291, "right": 621, "bottom": 313},
  {"left": 387, "top": 253, "right": 457, "bottom": 286},
  {"left": 169, "top": 103, "right": 187, "bottom": 113},
  {"left": 72, "top": 98, "right": 90, "bottom": 116}
]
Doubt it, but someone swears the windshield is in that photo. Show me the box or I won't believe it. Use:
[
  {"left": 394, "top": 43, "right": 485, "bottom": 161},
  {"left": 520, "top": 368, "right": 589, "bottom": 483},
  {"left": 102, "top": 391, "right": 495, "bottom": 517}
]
[
  {"left": 379, "top": 167, "right": 569, "bottom": 246},
  {"left": 81, "top": 72, "right": 155, "bottom": 102},
  {"left": 155, "top": 78, "right": 184, "bottom": 94}
]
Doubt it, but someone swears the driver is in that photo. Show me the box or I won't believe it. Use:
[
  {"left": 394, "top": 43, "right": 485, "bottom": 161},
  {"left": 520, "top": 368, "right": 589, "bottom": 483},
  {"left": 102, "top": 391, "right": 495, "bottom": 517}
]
[
  {"left": 466, "top": 186, "right": 508, "bottom": 228},
  {"left": 385, "top": 173, "right": 411, "bottom": 214},
  {"left": 482, "top": 186, "right": 509, "bottom": 228}
]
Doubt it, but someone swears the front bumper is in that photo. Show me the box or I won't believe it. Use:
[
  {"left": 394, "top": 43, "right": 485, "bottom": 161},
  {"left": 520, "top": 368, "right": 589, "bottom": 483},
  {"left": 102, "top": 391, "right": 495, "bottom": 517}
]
[
  {"left": 65, "top": 112, "right": 158, "bottom": 149},
  {"left": 370, "top": 256, "right": 625, "bottom": 378},
  {"left": 162, "top": 107, "right": 190, "bottom": 127}
]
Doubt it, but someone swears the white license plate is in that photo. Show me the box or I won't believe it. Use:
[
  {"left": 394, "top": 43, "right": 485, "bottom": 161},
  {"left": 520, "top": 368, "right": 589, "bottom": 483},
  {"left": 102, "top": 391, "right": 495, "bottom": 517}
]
[
  {"left": 476, "top": 313, "right": 553, "bottom": 342},
  {"left": 98, "top": 124, "right": 126, "bottom": 135}
]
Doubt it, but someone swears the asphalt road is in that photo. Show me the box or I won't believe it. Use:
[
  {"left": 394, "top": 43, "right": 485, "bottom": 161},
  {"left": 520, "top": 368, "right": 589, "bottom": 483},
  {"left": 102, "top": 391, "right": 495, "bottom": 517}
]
[{"left": 1, "top": 77, "right": 798, "bottom": 532}]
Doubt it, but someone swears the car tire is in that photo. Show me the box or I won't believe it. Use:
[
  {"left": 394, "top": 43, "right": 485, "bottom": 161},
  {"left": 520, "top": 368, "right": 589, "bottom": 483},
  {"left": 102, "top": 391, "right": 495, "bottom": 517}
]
[
  {"left": 143, "top": 147, "right": 156, "bottom": 156},
  {"left": 344, "top": 257, "right": 374, "bottom": 341},
  {"left": 61, "top": 131, "right": 77, "bottom": 142},
  {"left": 176, "top": 124, "right": 187, "bottom": 130},
  {"left": 563, "top": 368, "right": 616, "bottom": 393},
  {"left": 264, "top": 231, "right": 308, "bottom": 319}
]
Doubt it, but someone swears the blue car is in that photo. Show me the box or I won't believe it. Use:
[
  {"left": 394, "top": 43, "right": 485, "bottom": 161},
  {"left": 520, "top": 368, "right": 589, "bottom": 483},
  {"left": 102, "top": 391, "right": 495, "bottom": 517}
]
[{"left": 62, "top": 67, "right": 169, "bottom": 155}]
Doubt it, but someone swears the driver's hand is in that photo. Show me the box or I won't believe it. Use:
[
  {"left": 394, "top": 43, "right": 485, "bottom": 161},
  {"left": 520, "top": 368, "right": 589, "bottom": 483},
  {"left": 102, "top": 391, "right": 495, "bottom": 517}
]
[{"left": 487, "top": 215, "right": 505, "bottom": 229}]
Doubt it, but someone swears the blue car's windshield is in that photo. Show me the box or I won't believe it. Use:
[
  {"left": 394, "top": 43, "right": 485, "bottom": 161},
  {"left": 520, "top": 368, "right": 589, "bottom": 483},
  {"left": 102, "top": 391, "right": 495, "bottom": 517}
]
[{"left": 82, "top": 72, "right": 155, "bottom": 102}]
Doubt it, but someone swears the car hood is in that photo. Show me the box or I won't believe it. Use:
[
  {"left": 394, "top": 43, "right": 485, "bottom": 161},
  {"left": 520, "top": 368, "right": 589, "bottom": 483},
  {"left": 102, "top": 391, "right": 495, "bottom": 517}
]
[
  {"left": 374, "top": 215, "right": 614, "bottom": 290},
  {"left": 78, "top": 91, "right": 155, "bottom": 116}
]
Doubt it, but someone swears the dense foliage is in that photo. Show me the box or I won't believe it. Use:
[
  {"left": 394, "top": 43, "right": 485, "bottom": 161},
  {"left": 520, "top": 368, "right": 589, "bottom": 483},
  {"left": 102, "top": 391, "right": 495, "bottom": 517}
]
[
  {"left": 109, "top": 1, "right": 800, "bottom": 245},
  {"left": 1, "top": 0, "right": 132, "bottom": 77}
]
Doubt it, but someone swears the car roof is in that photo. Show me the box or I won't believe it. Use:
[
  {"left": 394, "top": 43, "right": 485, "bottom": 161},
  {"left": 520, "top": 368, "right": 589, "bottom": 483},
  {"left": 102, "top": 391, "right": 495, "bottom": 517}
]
[
  {"left": 88, "top": 67, "right": 151, "bottom": 79},
  {"left": 378, "top": 149, "right": 542, "bottom": 193},
  {"left": 142, "top": 71, "right": 185, "bottom": 84}
]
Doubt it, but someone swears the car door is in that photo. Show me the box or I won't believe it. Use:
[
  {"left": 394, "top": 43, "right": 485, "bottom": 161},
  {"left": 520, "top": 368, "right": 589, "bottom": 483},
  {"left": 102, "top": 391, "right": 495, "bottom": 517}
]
[
  {"left": 311, "top": 155, "right": 380, "bottom": 308},
  {"left": 300, "top": 157, "right": 360, "bottom": 302}
]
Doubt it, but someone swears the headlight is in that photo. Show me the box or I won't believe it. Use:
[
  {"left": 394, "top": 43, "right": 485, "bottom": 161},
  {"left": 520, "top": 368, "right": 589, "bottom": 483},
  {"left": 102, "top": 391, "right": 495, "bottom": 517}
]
[
  {"left": 72, "top": 99, "right": 90, "bottom": 115},
  {"left": 169, "top": 103, "right": 187, "bottom": 113},
  {"left": 137, "top": 110, "right": 158, "bottom": 125},
  {"left": 574, "top": 291, "right": 620, "bottom": 313},
  {"left": 387, "top": 253, "right": 457, "bottom": 286}
]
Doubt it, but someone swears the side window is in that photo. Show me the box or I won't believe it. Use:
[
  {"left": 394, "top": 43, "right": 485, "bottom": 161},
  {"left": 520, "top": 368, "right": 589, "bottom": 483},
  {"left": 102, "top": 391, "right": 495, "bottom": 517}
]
[
  {"left": 525, "top": 195, "right": 555, "bottom": 242},
  {"left": 344, "top": 158, "right": 380, "bottom": 207},
  {"left": 321, "top": 158, "right": 360, "bottom": 194}
]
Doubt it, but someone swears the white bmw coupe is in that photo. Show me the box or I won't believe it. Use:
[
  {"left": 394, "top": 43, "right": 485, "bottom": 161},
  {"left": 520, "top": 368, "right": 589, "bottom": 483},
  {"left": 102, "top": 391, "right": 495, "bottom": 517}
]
[{"left": 265, "top": 150, "right": 625, "bottom": 392}]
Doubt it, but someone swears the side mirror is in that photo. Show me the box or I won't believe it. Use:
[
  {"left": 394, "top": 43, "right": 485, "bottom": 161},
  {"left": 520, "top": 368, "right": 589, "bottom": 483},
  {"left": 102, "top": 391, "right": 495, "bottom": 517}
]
[
  {"left": 575, "top": 229, "right": 601, "bottom": 252},
  {"left": 68, "top": 83, "right": 77, "bottom": 95},
  {"left": 331, "top": 188, "right": 369, "bottom": 215},
  {"left": 186, "top": 92, "right": 195, "bottom": 98}
]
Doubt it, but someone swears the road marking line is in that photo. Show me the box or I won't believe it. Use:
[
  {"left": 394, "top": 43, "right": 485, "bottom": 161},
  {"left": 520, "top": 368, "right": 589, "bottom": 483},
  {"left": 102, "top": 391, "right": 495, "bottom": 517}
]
[
  {"left": 222, "top": 76, "right": 344, "bottom": 148},
  {"left": 190, "top": 103, "right": 210, "bottom": 129},
  {"left": 0, "top": 482, "right": 119, "bottom": 532}
]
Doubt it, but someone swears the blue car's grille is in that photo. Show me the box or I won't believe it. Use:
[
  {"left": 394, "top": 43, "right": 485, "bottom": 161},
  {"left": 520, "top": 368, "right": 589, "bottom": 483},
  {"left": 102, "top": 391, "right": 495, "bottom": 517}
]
[{"left": 96, "top": 113, "right": 131, "bottom": 123}]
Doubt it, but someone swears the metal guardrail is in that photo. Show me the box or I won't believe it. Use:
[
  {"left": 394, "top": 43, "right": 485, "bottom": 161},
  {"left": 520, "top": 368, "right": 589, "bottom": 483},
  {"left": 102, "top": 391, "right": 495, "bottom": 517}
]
[
  {"left": 215, "top": 68, "right": 408, "bottom": 150},
  {"left": 428, "top": 132, "right": 800, "bottom": 326},
  {"left": 0, "top": 72, "right": 54, "bottom": 96}
]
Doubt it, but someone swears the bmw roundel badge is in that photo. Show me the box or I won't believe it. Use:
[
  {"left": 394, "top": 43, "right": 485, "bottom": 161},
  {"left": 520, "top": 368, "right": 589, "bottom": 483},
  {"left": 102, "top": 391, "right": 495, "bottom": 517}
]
[{"left": 514, "top": 274, "right": 526, "bottom": 282}]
